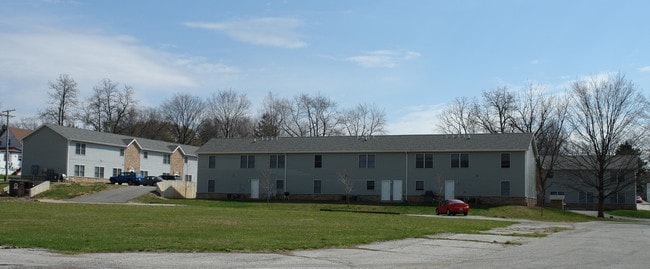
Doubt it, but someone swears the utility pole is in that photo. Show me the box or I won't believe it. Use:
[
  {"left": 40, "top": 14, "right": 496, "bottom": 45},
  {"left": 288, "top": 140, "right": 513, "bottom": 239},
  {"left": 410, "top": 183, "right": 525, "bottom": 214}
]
[{"left": 2, "top": 109, "right": 15, "bottom": 181}]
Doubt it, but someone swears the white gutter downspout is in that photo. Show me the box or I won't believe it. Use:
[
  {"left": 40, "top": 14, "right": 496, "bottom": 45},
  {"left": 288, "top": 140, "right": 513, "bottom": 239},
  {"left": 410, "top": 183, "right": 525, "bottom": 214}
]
[
  {"left": 405, "top": 152, "right": 408, "bottom": 202},
  {"left": 284, "top": 152, "right": 288, "bottom": 193}
]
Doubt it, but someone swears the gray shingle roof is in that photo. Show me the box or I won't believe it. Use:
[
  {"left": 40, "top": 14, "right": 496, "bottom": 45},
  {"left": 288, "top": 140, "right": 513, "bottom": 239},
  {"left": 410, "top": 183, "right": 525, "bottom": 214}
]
[
  {"left": 31, "top": 124, "right": 198, "bottom": 156},
  {"left": 196, "top": 133, "right": 534, "bottom": 154}
]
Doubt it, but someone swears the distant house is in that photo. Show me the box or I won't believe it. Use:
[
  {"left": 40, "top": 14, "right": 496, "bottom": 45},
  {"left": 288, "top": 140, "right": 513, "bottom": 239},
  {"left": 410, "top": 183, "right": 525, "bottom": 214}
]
[
  {"left": 196, "top": 133, "right": 537, "bottom": 205},
  {"left": 545, "top": 155, "right": 637, "bottom": 210},
  {"left": 0, "top": 126, "right": 31, "bottom": 175},
  {"left": 21, "top": 124, "right": 198, "bottom": 182}
]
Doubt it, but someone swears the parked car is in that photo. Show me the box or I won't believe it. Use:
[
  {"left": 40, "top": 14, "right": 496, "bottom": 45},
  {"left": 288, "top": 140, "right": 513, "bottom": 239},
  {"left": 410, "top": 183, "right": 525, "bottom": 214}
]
[
  {"left": 109, "top": 172, "right": 143, "bottom": 186},
  {"left": 436, "top": 199, "right": 470, "bottom": 216},
  {"left": 142, "top": 176, "right": 163, "bottom": 186},
  {"left": 637, "top": 196, "right": 644, "bottom": 203},
  {"left": 159, "top": 175, "right": 180, "bottom": 181}
]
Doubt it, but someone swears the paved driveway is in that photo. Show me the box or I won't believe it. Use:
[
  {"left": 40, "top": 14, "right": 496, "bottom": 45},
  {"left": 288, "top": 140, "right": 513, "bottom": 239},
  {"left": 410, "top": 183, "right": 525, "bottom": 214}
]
[
  {"left": 67, "top": 185, "right": 156, "bottom": 203},
  {"left": 2, "top": 216, "right": 648, "bottom": 268}
]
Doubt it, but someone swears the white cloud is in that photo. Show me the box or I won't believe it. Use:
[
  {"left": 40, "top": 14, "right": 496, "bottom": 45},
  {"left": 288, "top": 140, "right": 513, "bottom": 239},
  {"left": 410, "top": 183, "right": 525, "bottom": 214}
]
[
  {"left": 385, "top": 104, "right": 444, "bottom": 134},
  {"left": 0, "top": 27, "right": 238, "bottom": 119},
  {"left": 346, "top": 50, "right": 421, "bottom": 68},
  {"left": 638, "top": 66, "right": 650, "bottom": 72},
  {"left": 184, "top": 17, "right": 307, "bottom": 49}
]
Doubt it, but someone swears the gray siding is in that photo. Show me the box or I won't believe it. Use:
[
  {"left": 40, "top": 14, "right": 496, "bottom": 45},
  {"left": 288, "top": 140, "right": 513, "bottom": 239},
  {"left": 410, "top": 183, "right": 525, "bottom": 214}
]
[{"left": 22, "top": 127, "right": 68, "bottom": 176}]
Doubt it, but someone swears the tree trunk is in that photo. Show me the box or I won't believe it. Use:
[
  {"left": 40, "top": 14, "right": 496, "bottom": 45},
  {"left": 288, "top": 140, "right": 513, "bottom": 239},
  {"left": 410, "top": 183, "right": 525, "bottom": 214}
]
[{"left": 597, "top": 192, "right": 605, "bottom": 218}]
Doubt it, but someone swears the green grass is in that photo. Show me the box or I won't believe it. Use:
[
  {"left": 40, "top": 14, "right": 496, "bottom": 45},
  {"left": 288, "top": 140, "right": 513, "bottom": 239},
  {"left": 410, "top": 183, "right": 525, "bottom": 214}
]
[
  {"left": 35, "top": 182, "right": 119, "bottom": 199},
  {"left": 470, "top": 205, "right": 597, "bottom": 222},
  {"left": 607, "top": 209, "right": 650, "bottom": 219},
  {"left": 0, "top": 199, "right": 515, "bottom": 253}
]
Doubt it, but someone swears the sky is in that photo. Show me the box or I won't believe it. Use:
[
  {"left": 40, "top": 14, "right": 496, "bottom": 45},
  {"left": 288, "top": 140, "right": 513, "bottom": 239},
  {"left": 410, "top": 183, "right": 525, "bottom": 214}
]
[{"left": 1, "top": 0, "right": 650, "bottom": 134}]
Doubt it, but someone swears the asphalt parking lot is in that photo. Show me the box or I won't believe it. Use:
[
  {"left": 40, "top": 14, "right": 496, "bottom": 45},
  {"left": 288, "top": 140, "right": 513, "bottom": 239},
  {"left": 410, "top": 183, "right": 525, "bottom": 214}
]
[{"left": 2, "top": 214, "right": 648, "bottom": 268}]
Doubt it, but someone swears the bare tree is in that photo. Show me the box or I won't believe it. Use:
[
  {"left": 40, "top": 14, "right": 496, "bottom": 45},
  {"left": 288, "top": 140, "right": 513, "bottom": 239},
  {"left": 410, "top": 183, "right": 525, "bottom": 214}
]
[
  {"left": 278, "top": 94, "right": 341, "bottom": 137},
  {"left": 207, "top": 89, "right": 252, "bottom": 138},
  {"left": 474, "top": 87, "right": 517, "bottom": 133},
  {"left": 15, "top": 116, "right": 42, "bottom": 130},
  {"left": 565, "top": 73, "right": 649, "bottom": 218},
  {"left": 341, "top": 103, "right": 387, "bottom": 137},
  {"left": 337, "top": 169, "right": 354, "bottom": 204},
  {"left": 83, "top": 78, "right": 137, "bottom": 133},
  {"left": 41, "top": 74, "right": 79, "bottom": 126},
  {"left": 260, "top": 169, "right": 275, "bottom": 204},
  {"left": 161, "top": 93, "right": 206, "bottom": 145},
  {"left": 120, "top": 107, "right": 172, "bottom": 142},
  {"left": 436, "top": 96, "right": 479, "bottom": 134}
]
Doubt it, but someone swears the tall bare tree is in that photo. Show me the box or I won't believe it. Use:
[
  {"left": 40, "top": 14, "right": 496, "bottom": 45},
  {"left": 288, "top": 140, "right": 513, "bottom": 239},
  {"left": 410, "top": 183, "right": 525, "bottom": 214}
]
[
  {"left": 566, "top": 73, "right": 649, "bottom": 218},
  {"left": 341, "top": 103, "right": 387, "bottom": 136},
  {"left": 207, "top": 89, "right": 252, "bottom": 138},
  {"left": 279, "top": 94, "right": 341, "bottom": 137},
  {"left": 121, "top": 107, "right": 172, "bottom": 142},
  {"left": 83, "top": 78, "right": 137, "bottom": 133},
  {"left": 474, "top": 87, "right": 517, "bottom": 133},
  {"left": 437, "top": 96, "right": 479, "bottom": 134},
  {"left": 161, "top": 93, "right": 205, "bottom": 145},
  {"left": 42, "top": 74, "right": 79, "bottom": 126}
]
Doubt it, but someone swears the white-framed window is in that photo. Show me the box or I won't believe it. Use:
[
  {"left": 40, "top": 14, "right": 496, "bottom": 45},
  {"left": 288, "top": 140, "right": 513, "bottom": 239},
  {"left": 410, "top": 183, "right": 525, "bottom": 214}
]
[
  {"left": 185, "top": 175, "right": 192, "bottom": 182},
  {"left": 119, "top": 149, "right": 125, "bottom": 156},
  {"left": 74, "top": 165, "right": 85, "bottom": 177},
  {"left": 94, "top": 166, "right": 104, "bottom": 178},
  {"left": 270, "top": 154, "right": 285, "bottom": 169},
  {"left": 358, "top": 154, "right": 376, "bottom": 168},
  {"left": 501, "top": 153, "right": 510, "bottom": 168},
  {"left": 143, "top": 151, "right": 148, "bottom": 159},
  {"left": 75, "top": 143, "right": 86, "bottom": 155},
  {"left": 415, "top": 180, "right": 424, "bottom": 191},
  {"left": 313, "top": 179, "right": 322, "bottom": 194},
  {"left": 416, "top": 153, "right": 433, "bottom": 168},
  {"left": 500, "top": 181, "right": 510, "bottom": 197},
  {"left": 208, "top": 156, "right": 216, "bottom": 168},
  {"left": 141, "top": 170, "right": 149, "bottom": 177},
  {"left": 163, "top": 154, "right": 171, "bottom": 164},
  {"left": 451, "top": 153, "right": 469, "bottom": 168},
  {"left": 240, "top": 155, "right": 255, "bottom": 168},
  {"left": 112, "top": 168, "right": 122, "bottom": 176}
]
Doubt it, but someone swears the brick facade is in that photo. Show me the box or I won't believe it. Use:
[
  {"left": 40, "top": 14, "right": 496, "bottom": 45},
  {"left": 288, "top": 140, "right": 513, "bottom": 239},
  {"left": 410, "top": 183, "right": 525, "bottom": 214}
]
[
  {"left": 170, "top": 150, "right": 184, "bottom": 178},
  {"left": 123, "top": 144, "right": 141, "bottom": 172}
]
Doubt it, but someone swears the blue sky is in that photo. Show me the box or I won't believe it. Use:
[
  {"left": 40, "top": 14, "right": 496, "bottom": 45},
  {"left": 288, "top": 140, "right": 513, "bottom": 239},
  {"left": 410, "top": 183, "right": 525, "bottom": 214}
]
[{"left": 1, "top": 0, "right": 649, "bottom": 134}]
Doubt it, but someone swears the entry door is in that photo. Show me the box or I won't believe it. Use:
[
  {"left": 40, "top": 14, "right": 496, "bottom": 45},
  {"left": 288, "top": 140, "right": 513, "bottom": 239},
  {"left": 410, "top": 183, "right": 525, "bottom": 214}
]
[
  {"left": 381, "top": 180, "right": 391, "bottom": 201},
  {"left": 392, "top": 180, "right": 402, "bottom": 201},
  {"left": 251, "top": 179, "right": 259, "bottom": 199},
  {"left": 445, "top": 180, "right": 455, "bottom": 200}
]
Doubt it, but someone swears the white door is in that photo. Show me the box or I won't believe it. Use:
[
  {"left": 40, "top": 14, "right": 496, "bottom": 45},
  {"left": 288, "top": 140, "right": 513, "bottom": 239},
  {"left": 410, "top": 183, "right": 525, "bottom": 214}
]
[
  {"left": 251, "top": 179, "right": 259, "bottom": 199},
  {"left": 392, "top": 180, "right": 402, "bottom": 201},
  {"left": 445, "top": 180, "right": 455, "bottom": 200},
  {"left": 381, "top": 180, "right": 391, "bottom": 201}
]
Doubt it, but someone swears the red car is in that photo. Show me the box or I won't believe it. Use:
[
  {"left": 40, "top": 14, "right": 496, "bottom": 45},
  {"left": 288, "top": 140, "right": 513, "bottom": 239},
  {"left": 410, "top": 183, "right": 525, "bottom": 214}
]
[{"left": 436, "top": 199, "right": 470, "bottom": 216}]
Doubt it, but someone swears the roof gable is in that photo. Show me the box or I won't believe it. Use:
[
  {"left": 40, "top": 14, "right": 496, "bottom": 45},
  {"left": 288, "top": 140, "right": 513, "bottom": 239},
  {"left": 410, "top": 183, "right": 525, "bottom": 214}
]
[{"left": 27, "top": 124, "right": 198, "bottom": 156}]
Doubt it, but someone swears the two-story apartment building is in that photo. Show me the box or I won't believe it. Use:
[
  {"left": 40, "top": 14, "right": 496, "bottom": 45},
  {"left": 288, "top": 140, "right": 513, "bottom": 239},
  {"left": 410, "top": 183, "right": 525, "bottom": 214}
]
[
  {"left": 21, "top": 124, "right": 198, "bottom": 182},
  {"left": 196, "top": 133, "right": 537, "bottom": 205}
]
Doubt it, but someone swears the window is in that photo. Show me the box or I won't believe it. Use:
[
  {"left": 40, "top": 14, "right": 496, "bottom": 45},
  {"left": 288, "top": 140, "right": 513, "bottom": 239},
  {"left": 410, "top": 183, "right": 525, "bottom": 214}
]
[
  {"left": 270, "top": 154, "right": 285, "bottom": 169},
  {"left": 141, "top": 171, "right": 148, "bottom": 177},
  {"left": 185, "top": 175, "right": 192, "bottom": 182},
  {"left": 587, "top": 192, "right": 594, "bottom": 203},
  {"left": 276, "top": 180, "right": 285, "bottom": 193},
  {"left": 185, "top": 157, "right": 188, "bottom": 164},
  {"left": 416, "top": 153, "right": 433, "bottom": 168},
  {"left": 359, "top": 154, "right": 375, "bottom": 168},
  {"left": 313, "top": 180, "right": 322, "bottom": 194},
  {"left": 550, "top": 191, "right": 565, "bottom": 195},
  {"left": 240, "top": 155, "right": 255, "bottom": 168},
  {"left": 314, "top": 155, "right": 322, "bottom": 168},
  {"left": 75, "top": 143, "right": 86, "bottom": 155},
  {"left": 610, "top": 171, "right": 625, "bottom": 183},
  {"left": 208, "top": 156, "right": 216, "bottom": 168},
  {"left": 74, "top": 165, "right": 85, "bottom": 177},
  {"left": 579, "top": 191, "right": 586, "bottom": 203},
  {"left": 451, "top": 153, "right": 469, "bottom": 168},
  {"left": 500, "top": 181, "right": 510, "bottom": 197},
  {"left": 366, "top": 180, "right": 375, "bottom": 190},
  {"left": 415, "top": 180, "right": 424, "bottom": 191},
  {"left": 208, "top": 180, "right": 215, "bottom": 192},
  {"left": 94, "top": 166, "right": 104, "bottom": 178},
  {"left": 501, "top": 153, "right": 510, "bottom": 168},
  {"left": 143, "top": 151, "right": 148, "bottom": 159},
  {"left": 120, "top": 148, "right": 124, "bottom": 156},
  {"left": 163, "top": 154, "right": 171, "bottom": 164},
  {"left": 112, "top": 168, "right": 122, "bottom": 176}
]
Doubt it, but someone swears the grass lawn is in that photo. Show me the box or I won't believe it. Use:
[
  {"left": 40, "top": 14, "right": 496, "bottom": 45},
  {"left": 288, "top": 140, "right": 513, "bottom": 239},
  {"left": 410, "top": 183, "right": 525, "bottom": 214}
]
[
  {"left": 607, "top": 209, "right": 650, "bottom": 219},
  {"left": 0, "top": 198, "right": 515, "bottom": 253},
  {"left": 0, "top": 183, "right": 599, "bottom": 253}
]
